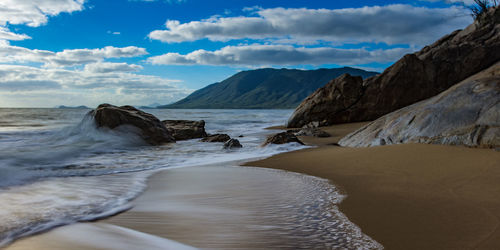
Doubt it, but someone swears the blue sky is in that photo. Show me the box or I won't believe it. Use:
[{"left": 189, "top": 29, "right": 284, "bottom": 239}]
[{"left": 0, "top": 0, "right": 474, "bottom": 107}]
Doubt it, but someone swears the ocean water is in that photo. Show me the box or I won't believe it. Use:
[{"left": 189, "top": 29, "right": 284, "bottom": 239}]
[{"left": 0, "top": 108, "right": 380, "bottom": 249}]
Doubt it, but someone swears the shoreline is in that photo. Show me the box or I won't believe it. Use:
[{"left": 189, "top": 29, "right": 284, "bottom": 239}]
[{"left": 5, "top": 122, "right": 500, "bottom": 249}]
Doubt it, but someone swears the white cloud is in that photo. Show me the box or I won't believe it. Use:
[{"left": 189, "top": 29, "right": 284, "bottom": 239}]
[
  {"left": 148, "top": 5, "right": 471, "bottom": 46},
  {"left": 421, "top": 0, "right": 476, "bottom": 5},
  {"left": 0, "top": 27, "right": 31, "bottom": 41},
  {"left": 0, "top": 64, "right": 192, "bottom": 107},
  {"left": 149, "top": 44, "right": 414, "bottom": 67},
  {"left": 84, "top": 62, "right": 143, "bottom": 73},
  {"left": 0, "top": 44, "right": 148, "bottom": 67}
]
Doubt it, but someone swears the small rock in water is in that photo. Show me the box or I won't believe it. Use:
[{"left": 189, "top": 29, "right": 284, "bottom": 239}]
[
  {"left": 263, "top": 132, "right": 304, "bottom": 146},
  {"left": 201, "top": 134, "right": 231, "bottom": 142},
  {"left": 223, "top": 139, "right": 242, "bottom": 149},
  {"left": 162, "top": 120, "right": 207, "bottom": 141},
  {"left": 295, "top": 128, "right": 331, "bottom": 138}
]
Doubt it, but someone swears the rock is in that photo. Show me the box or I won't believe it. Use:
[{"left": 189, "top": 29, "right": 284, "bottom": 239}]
[
  {"left": 338, "top": 63, "right": 500, "bottom": 149},
  {"left": 91, "top": 104, "right": 175, "bottom": 145},
  {"left": 162, "top": 120, "right": 207, "bottom": 141},
  {"left": 295, "top": 128, "right": 331, "bottom": 138},
  {"left": 263, "top": 132, "right": 305, "bottom": 146},
  {"left": 200, "top": 134, "right": 231, "bottom": 142},
  {"left": 288, "top": 7, "right": 500, "bottom": 128},
  {"left": 223, "top": 139, "right": 242, "bottom": 149}
]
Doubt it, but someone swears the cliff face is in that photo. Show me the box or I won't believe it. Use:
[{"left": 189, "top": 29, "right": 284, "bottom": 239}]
[
  {"left": 338, "top": 63, "right": 500, "bottom": 149},
  {"left": 288, "top": 7, "right": 500, "bottom": 128}
]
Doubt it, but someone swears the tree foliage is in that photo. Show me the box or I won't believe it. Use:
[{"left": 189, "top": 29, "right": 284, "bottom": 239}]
[{"left": 468, "top": 0, "right": 498, "bottom": 20}]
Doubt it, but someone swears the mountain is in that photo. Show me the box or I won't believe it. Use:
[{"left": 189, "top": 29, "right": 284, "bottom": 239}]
[{"left": 160, "top": 67, "right": 378, "bottom": 109}]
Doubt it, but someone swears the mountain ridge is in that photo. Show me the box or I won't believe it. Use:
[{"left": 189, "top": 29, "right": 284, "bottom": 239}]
[{"left": 159, "top": 67, "right": 378, "bottom": 109}]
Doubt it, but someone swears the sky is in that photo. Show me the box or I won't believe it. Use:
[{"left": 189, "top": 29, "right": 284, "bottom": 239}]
[{"left": 0, "top": 0, "right": 476, "bottom": 107}]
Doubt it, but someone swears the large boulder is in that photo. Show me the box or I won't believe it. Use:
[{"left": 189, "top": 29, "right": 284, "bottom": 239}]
[
  {"left": 162, "top": 120, "right": 207, "bottom": 141},
  {"left": 338, "top": 63, "right": 500, "bottom": 149},
  {"left": 288, "top": 7, "right": 500, "bottom": 128},
  {"left": 263, "top": 132, "right": 304, "bottom": 146},
  {"left": 91, "top": 104, "right": 175, "bottom": 145}
]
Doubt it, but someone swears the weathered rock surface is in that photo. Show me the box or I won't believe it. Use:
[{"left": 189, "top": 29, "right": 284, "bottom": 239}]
[
  {"left": 201, "top": 134, "right": 231, "bottom": 142},
  {"left": 223, "top": 139, "right": 242, "bottom": 149},
  {"left": 91, "top": 104, "right": 175, "bottom": 145},
  {"left": 339, "top": 63, "right": 500, "bottom": 148},
  {"left": 288, "top": 7, "right": 500, "bottom": 128},
  {"left": 263, "top": 132, "right": 304, "bottom": 146},
  {"left": 295, "top": 128, "right": 331, "bottom": 138},
  {"left": 162, "top": 120, "right": 207, "bottom": 141}
]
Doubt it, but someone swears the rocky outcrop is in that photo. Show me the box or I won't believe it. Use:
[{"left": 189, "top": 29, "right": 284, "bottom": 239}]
[
  {"left": 288, "top": 7, "right": 500, "bottom": 128},
  {"left": 162, "top": 120, "right": 207, "bottom": 141},
  {"left": 91, "top": 104, "right": 175, "bottom": 145},
  {"left": 263, "top": 132, "right": 304, "bottom": 146},
  {"left": 223, "top": 139, "right": 242, "bottom": 149},
  {"left": 339, "top": 63, "right": 500, "bottom": 149},
  {"left": 201, "top": 134, "right": 231, "bottom": 142},
  {"left": 295, "top": 128, "right": 331, "bottom": 138}
]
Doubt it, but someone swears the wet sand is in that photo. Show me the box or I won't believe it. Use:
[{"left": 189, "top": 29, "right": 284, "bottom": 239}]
[
  {"left": 6, "top": 165, "right": 380, "bottom": 249},
  {"left": 246, "top": 124, "right": 500, "bottom": 250}
]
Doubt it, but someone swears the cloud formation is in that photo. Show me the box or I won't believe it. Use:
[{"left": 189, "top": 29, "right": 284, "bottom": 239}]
[
  {"left": 0, "top": 0, "right": 85, "bottom": 41},
  {"left": 149, "top": 44, "right": 414, "bottom": 66},
  {"left": 149, "top": 5, "right": 471, "bottom": 45},
  {"left": 0, "top": 64, "right": 192, "bottom": 107},
  {"left": 0, "top": 44, "right": 148, "bottom": 67}
]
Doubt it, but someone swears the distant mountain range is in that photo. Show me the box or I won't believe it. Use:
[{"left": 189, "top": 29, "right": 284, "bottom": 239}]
[
  {"left": 56, "top": 105, "right": 90, "bottom": 109},
  {"left": 159, "top": 67, "right": 378, "bottom": 109}
]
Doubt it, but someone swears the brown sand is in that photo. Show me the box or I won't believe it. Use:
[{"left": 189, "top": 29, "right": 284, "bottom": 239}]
[{"left": 245, "top": 123, "right": 500, "bottom": 250}]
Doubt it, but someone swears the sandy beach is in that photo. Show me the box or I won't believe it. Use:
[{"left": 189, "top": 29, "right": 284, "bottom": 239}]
[
  {"left": 247, "top": 124, "right": 500, "bottom": 249},
  {"left": 5, "top": 122, "right": 500, "bottom": 249}
]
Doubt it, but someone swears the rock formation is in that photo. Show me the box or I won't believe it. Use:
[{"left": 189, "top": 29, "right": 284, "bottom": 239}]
[
  {"left": 91, "top": 104, "right": 175, "bottom": 145},
  {"left": 294, "top": 128, "right": 331, "bottom": 138},
  {"left": 288, "top": 7, "right": 500, "bottom": 128},
  {"left": 339, "top": 63, "right": 500, "bottom": 149},
  {"left": 263, "top": 132, "right": 304, "bottom": 146},
  {"left": 201, "top": 134, "right": 231, "bottom": 143},
  {"left": 223, "top": 139, "right": 242, "bottom": 149},
  {"left": 162, "top": 120, "right": 207, "bottom": 141}
]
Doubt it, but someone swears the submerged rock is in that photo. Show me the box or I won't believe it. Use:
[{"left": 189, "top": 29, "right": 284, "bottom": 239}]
[
  {"left": 162, "top": 120, "right": 207, "bottom": 141},
  {"left": 264, "top": 132, "right": 304, "bottom": 146},
  {"left": 223, "top": 139, "right": 242, "bottom": 149},
  {"left": 288, "top": 7, "right": 500, "bottom": 128},
  {"left": 201, "top": 134, "right": 231, "bottom": 142},
  {"left": 91, "top": 104, "right": 175, "bottom": 145},
  {"left": 339, "top": 63, "right": 500, "bottom": 149}
]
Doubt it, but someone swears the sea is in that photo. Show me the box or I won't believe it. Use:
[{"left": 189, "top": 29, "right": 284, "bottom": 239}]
[{"left": 0, "top": 108, "right": 381, "bottom": 249}]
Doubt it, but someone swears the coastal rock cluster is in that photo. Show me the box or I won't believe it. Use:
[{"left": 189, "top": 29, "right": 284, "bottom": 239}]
[
  {"left": 339, "top": 63, "right": 500, "bottom": 148},
  {"left": 91, "top": 104, "right": 246, "bottom": 148},
  {"left": 288, "top": 7, "right": 500, "bottom": 128}
]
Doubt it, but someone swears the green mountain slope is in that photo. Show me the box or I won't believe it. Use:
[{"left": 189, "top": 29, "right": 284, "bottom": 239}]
[{"left": 160, "top": 67, "right": 378, "bottom": 109}]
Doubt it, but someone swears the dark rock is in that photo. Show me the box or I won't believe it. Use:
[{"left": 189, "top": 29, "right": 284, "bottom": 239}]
[
  {"left": 223, "top": 139, "right": 242, "bottom": 149},
  {"left": 263, "top": 132, "right": 304, "bottom": 146},
  {"left": 339, "top": 63, "right": 500, "bottom": 149},
  {"left": 295, "top": 128, "right": 331, "bottom": 138},
  {"left": 201, "top": 134, "right": 231, "bottom": 142},
  {"left": 91, "top": 104, "right": 175, "bottom": 145},
  {"left": 162, "top": 120, "right": 207, "bottom": 141},
  {"left": 288, "top": 7, "right": 500, "bottom": 128}
]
